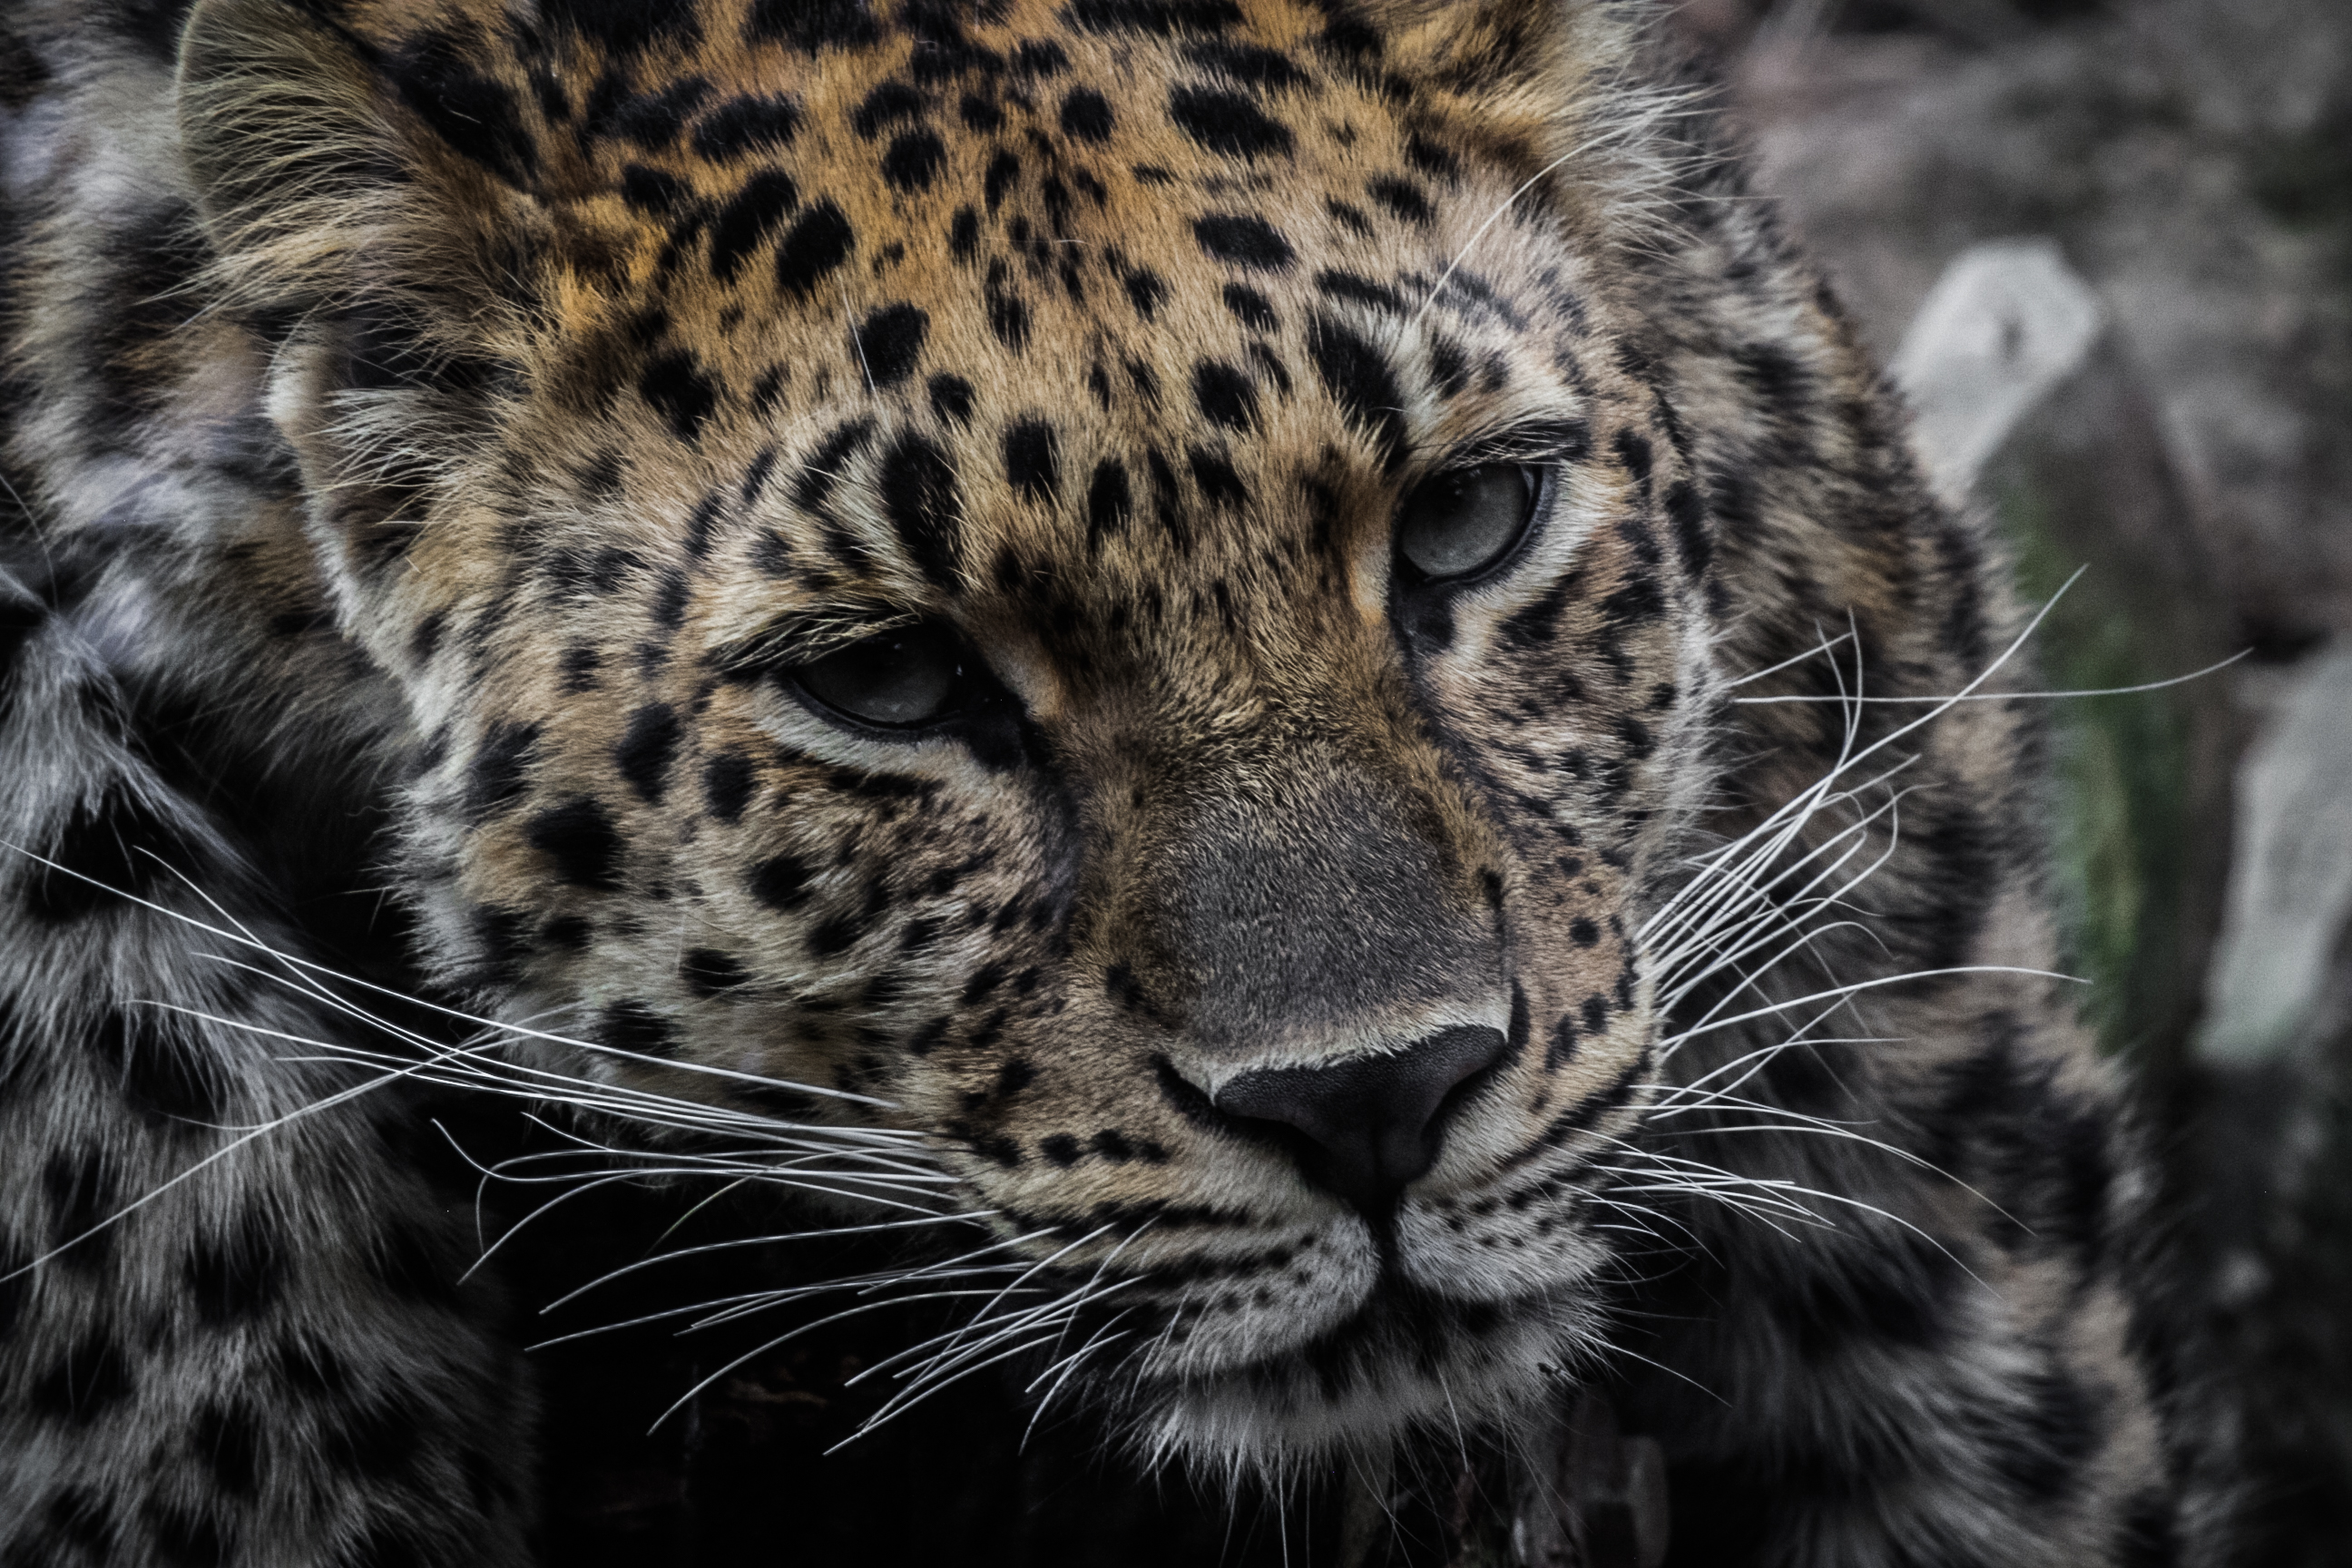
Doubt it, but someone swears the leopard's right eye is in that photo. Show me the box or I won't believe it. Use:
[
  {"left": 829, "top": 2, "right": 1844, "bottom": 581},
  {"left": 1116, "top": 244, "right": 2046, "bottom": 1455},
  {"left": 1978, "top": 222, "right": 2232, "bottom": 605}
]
[
  {"left": 791, "top": 622, "right": 970, "bottom": 730},
  {"left": 1394, "top": 464, "right": 1545, "bottom": 585}
]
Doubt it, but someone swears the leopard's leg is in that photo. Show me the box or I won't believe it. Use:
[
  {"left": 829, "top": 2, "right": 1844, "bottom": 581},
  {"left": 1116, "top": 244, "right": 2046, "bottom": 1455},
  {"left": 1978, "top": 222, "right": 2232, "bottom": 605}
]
[{"left": 0, "top": 559, "right": 535, "bottom": 1567}]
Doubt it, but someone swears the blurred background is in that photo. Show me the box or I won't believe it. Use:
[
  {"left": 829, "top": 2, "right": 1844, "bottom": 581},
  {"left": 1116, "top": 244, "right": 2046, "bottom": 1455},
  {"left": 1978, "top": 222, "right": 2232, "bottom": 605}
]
[{"left": 1658, "top": 0, "right": 2352, "bottom": 1560}]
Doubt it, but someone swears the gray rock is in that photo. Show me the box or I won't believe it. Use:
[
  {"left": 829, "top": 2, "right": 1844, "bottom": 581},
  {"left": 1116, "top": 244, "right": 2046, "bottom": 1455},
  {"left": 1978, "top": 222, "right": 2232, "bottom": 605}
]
[{"left": 2199, "top": 647, "right": 2352, "bottom": 1065}]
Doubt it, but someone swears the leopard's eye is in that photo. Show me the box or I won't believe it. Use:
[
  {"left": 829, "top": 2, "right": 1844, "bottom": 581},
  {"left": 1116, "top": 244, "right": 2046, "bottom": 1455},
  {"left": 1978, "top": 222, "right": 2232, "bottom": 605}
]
[
  {"left": 792, "top": 622, "right": 968, "bottom": 729},
  {"left": 1395, "top": 464, "right": 1544, "bottom": 583}
]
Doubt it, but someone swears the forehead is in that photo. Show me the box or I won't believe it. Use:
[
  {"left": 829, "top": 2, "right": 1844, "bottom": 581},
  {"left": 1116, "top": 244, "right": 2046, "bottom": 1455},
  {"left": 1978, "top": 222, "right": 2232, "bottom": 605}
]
[{"left": 486, "top": 0, "right": 1598, "bottom": 606}]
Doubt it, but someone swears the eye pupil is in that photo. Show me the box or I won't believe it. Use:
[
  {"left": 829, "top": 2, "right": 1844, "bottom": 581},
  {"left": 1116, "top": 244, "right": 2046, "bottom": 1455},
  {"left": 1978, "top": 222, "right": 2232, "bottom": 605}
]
[
  {"left": 794, "top": 623, "right": 965, "bottom": 728},
  {"left": 1396, "top": 464, "right": 1542, "bottom": 583}
]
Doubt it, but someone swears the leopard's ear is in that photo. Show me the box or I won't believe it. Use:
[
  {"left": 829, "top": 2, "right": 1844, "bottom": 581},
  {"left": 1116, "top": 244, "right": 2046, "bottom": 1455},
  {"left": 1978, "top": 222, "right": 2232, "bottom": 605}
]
[
  {"left": 174, "top": 0, "right": 587, "bottom": 575},
  {"left": 176, "top": 0, "right": 575, "bottom": 337},
  {"left": 177, "top": 0, "right": 396, "bottom": 305},
  {"left": 1357, "top": 0, "right": 1587, "bottom": 103},
  {"left": 1356, "top": 0, "right": 1684, "bottom": 240}
]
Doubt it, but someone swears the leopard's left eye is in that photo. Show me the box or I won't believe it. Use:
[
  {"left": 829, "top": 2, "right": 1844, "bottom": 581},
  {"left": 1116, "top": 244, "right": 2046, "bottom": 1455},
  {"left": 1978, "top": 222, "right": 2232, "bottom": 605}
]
[
  {"left": 791, "top": 621, "right": 970, "bottom": 730},
  {"left": 1395, "top": 464, "right": 1544, "bottom": 583}
]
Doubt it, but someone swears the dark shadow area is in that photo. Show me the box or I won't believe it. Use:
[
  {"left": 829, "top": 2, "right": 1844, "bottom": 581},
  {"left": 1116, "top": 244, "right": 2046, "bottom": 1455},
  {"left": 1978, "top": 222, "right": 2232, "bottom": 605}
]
[{"left": 423, "top": 1102, "right": 1480, "bottom": 1568}]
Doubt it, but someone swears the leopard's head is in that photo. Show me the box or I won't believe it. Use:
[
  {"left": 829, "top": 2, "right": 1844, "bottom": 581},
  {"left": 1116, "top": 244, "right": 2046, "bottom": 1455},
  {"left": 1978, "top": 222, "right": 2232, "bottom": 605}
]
[{"left": 179, "top": 0, "right": 1726, "bottom": 1474}]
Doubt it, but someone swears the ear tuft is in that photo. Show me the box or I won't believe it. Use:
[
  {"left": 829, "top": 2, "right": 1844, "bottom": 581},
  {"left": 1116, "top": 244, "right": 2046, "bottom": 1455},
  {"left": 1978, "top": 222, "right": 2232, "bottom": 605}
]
[
  {"left": 1365, "top": 0, "right": 1697, "bottom": 254},
  {"left": 176, "top": 0, "right": 562, "bottom": 328},
  {"left": 175, "top": 0, "right": 555, "bottom": 581},
  {"left": 1358, "top": 0, "right": 1582, "bottom": 98},
  {"left": 176, "top": 0, "right": 401, "bottom": 313}
]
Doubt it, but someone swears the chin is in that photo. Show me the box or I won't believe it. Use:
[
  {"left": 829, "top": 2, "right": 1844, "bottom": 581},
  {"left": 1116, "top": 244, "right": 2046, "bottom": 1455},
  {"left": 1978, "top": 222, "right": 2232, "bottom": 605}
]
[{"left": 1089, "top": 1218, "right": 1618, "bottom": 1485}]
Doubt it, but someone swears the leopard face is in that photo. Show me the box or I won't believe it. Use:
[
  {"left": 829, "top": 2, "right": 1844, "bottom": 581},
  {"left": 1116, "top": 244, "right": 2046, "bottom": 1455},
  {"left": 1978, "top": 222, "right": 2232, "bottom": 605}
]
[{"left": 178, "top": 0, "right": 1720, "bottom": 1473}]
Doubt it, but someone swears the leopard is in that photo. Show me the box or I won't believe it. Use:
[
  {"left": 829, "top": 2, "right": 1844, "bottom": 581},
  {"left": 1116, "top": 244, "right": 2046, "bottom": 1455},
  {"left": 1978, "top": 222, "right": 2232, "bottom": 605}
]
[{"left": 0, "top": 0, "right": 2232, "bottom": 1563}]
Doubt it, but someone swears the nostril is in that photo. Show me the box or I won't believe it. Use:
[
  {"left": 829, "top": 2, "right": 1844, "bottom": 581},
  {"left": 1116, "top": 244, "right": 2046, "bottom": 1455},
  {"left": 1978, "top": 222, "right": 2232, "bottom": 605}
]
[{"left": 1212, "top": 1024, "right": 1508, "bottom": 1214}]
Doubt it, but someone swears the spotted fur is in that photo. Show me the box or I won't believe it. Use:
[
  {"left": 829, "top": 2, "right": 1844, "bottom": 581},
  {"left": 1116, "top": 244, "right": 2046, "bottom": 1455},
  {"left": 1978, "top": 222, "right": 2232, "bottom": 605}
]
[{"left": 0, "top": 0, "right": 2224, "bottom": 1563}]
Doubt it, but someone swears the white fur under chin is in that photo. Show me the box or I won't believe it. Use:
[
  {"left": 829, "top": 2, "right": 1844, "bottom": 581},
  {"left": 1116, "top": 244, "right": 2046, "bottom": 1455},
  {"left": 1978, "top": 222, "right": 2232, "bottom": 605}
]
[{"left": 1102, "top": 1286, "right": 1612, "bottom": 1488}]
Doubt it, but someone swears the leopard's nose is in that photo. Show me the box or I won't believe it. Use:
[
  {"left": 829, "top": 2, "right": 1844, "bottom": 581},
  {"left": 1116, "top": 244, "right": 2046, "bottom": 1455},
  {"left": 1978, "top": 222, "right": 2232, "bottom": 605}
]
[{"left": 1212, "top": 1024, "right": 1508, "bottom": 1215}]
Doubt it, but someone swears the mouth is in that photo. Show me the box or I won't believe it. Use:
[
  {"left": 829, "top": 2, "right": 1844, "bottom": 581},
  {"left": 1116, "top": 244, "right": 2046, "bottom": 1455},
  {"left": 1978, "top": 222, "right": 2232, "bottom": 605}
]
[{"left": 1073, "top": 1147, "right": 1618, "bottom": 1366}]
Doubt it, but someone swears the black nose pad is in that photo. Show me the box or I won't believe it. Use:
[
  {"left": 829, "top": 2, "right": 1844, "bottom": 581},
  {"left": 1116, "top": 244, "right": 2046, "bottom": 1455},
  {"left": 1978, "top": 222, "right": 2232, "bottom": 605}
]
[{"left": 1212, "top": 1025, "right": 1508, "bottom": 1214}]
